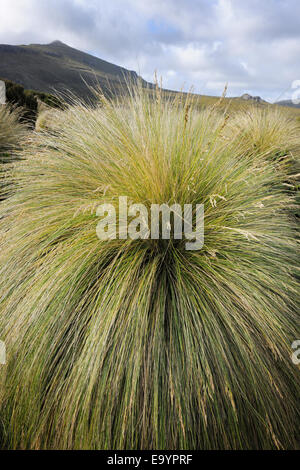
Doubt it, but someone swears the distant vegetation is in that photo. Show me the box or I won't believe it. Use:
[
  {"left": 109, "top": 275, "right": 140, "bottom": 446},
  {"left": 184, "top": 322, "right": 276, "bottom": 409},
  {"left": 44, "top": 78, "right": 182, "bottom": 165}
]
[
  {"left": 0, "top": 85, "right": 299, "bottom": 450},
  {"left": 2, "top": 78, "right": 62, "bottom": 124}
]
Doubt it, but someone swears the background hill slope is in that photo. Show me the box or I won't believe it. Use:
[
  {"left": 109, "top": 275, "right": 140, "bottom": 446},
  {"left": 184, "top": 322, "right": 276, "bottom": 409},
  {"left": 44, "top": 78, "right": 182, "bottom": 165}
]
[
  {"left": 0, "top": 40, "right": 149, "bottom": 99},
  {"left": 276, "top": 99, "right": 300, "bottom": 109},
  {"left": 1, "top": 41, "right": 300, "bottom": 118}
]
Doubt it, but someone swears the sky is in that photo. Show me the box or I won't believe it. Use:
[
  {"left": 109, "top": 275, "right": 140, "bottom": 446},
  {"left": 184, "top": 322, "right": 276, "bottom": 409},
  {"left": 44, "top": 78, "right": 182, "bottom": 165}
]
[{"left": 0, "top": 0, "right": 299, "bottom": 102}]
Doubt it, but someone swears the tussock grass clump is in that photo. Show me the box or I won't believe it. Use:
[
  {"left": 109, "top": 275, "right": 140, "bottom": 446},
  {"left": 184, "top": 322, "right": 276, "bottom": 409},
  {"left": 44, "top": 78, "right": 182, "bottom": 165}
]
[
  {"left": 35, "top": 107, "right": 57, "bottom": 132},
  {"left": 0, "top": 104, "right": 28, "bottom": 200},
  {"left": 0, "top": 87, "right": 299, "bottom": 450},
  {"left": 226, "top": 106, "right": 300, "bottom": 159},
  {"left": 0, "top": 104, "right": 27, "bottom": 159}
]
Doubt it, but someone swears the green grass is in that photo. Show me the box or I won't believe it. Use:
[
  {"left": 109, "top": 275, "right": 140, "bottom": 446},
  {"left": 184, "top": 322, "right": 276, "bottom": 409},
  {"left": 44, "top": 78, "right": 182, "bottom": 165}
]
[
  {"left": 226, "top": 105, "right": 300, "bottom": 157},
  {"left": 159, "top": 86, "right": 300, "bottom": 117},
  {"left": 0, "top": 104, "right": 27, "bottom": 158},
  {"left": 0, "top": 104, "right": 28, "bottom": 200},
  {"left": 0, "top": 85, "right": 299, "bottom": 449}
]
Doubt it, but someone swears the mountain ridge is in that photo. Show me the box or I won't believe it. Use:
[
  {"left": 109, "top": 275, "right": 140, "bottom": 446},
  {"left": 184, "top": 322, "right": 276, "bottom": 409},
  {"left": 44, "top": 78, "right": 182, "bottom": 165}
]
[
  {"left": 0, "top": 40, "right": 150, "bottom": 99},
  {"left": 1, "top": 41, "right": 300, "bottom": 116},
  {"left": 275, "top": 99, "right": 300, "bottom": 109}
]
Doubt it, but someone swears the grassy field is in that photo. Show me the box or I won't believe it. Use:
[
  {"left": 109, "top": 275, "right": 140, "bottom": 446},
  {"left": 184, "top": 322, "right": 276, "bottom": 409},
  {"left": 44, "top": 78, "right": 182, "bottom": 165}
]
[
  {"left": 155, "top": 84, "right": 300, "bottom": 117},
  {"left": 0, "top": 85, "right": 299, "bottom": 450}
]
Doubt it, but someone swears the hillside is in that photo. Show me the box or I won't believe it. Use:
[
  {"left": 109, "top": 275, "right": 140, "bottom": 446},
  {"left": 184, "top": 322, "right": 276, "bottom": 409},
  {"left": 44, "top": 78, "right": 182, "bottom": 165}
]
[
  {"left": 0, "top": 40, "right": 150, "bottom": 99},
  {"left": 276, "top": 99, "right": 300, "bottom": 109},
  {"left": 1, "top": 41, "right": 300, "bottom": 119}
]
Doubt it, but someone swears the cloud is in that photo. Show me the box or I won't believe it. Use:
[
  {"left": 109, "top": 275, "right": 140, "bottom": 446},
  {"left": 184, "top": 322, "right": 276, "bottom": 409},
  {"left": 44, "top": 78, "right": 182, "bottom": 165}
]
[{"left": 0, "top": 0, "right": 299, "bottom": 101}]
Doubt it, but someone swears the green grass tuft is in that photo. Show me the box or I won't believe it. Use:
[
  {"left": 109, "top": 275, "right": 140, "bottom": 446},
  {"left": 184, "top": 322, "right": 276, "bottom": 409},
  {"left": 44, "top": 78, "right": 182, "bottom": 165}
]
[
  {"left": 0, "top": 104, "right": 28, "bottom": 200},
  {"left": 226, "top": 105, "right": 300, "bottom": 158},
  {"left": 0, "top": 104, "right": 27, "bottom": 158},
  {"left": 0, "top": 86, "right": 299, "bottom": 449}
]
